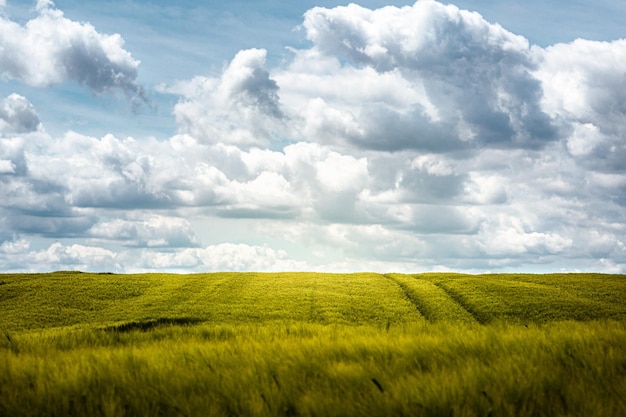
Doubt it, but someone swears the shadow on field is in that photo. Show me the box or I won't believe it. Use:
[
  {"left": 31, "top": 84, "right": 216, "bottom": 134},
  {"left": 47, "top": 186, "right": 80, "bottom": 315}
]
[{"left": 104, "top": 317, "right": 204, "bottom": 333}]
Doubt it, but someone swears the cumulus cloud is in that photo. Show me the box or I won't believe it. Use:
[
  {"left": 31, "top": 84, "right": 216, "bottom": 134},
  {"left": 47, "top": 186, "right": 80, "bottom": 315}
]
[
  {"left": 88, "top": 214, "right": 201, "bottom": 248},
  {"left": 0, "top": 94, "right": 41, "bottom": 135},
  {"left": 0, "top": 1, "right": 144, "bottom": 98},
  {"left": 0, "top": 238, "right": 29, "bottom": 255},
  {"left": 4, "top": 127, "right": 374, "bottom": 232},
  {"left": 535, "top": 38, "right": 626, "bottom": 172},
  {"left": 0, "top": 240, "right": 120, "bottom": 272},
  {"left": 132, "top": 243, "right": 308, "bottom": 272},
  {"left": 170, "top": 48, "right": 284, "bottom": 146},
  {"left": 0, "top": 94, "right": 40, "bottom": 177},
  {"left": 478, "top": 214, "right": 573, "bottom": 256},
  {"left": 271, "top": 0, "right": 558, "bottom": 152},
  {"left": 0, "top": 137, "right": 25, "bottom": 176},
  {"left": 30, "top": 132, "right": 173, "bottom": 210}
]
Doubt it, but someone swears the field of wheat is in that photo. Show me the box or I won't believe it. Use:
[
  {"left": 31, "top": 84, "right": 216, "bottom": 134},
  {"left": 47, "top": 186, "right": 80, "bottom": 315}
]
[{"left": 1, "top": 272, "right": 625, "bottom": 416}]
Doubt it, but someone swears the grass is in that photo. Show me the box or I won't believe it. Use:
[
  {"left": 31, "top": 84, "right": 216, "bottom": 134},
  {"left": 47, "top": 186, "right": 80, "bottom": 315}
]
[
  {"left": 0, "top": 272, "right": 424, "bottom": 331},
  {"left": 1, "top": 272, "right": 625, "bottom": 416}
]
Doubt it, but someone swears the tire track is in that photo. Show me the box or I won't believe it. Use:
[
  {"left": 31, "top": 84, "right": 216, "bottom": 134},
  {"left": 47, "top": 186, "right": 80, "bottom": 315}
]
[
  {"left": 385, "top": 274, "right": 480, "bottom": 324},
  {"left": 383, "top": 274, "right": 430, "bottom": 321},
  {"left": 431, "top": 281, "right": 486, "bottom": 324}
]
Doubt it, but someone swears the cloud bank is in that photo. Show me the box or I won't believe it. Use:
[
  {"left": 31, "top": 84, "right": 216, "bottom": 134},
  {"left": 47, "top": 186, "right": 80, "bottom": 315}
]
[{"left": 1, "top": 0, "right": 625, "bottom": 273}]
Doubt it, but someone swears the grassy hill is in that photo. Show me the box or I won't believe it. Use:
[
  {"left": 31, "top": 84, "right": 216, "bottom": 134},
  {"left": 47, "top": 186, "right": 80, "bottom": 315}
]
[{"left": 1, "top": 272, "right": 625, "bottom": 416}]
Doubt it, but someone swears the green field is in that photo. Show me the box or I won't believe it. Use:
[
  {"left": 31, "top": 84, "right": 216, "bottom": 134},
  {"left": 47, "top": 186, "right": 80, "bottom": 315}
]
[{"left": 1, "top": 272, "right": 625, "bottom": 416}]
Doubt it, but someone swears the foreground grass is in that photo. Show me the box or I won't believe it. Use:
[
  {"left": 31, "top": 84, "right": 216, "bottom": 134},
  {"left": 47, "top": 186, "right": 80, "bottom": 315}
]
[
  {"left": 1, "top": 272, "right": 626, "bottom": 416},
  {"left": 3, "top": 321, "right": 625, "bottom": 417}
]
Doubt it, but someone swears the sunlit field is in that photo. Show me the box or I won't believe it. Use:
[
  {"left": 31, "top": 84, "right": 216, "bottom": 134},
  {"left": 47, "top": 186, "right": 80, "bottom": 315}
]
[{"left": 1, "top": 272, "right": 625, "bottom": 416}]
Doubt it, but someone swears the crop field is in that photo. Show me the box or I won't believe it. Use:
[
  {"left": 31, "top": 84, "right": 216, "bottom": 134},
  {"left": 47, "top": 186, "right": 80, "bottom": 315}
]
[{"left": 1, "top": 272, "right": 625, "bottom": 416}]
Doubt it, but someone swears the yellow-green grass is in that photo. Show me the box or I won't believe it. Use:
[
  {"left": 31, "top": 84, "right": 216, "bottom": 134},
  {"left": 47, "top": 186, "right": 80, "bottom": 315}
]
[
  {"left": 424, "top": 273, "right": 626, "bottom": 324},
  {"left": 385, "top": 274, "right": 477, "bottom": 323},
  {"left": 0, "top": 272, "right": 426, "bottom": 331},
  {"left": 1, "top": 272, "right": 626, "bottom": 416}
]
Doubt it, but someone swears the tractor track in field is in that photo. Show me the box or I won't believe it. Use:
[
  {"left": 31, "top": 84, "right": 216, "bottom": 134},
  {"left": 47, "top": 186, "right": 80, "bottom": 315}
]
[
  {"left": 382, "top": 274, "right": 430, "bottom": 321},
  {"left": 431, "top": 281, "right": 486, "bottom": 324},
  {"left": 384, "top": 274, "right": 481, "bottom": 324}
]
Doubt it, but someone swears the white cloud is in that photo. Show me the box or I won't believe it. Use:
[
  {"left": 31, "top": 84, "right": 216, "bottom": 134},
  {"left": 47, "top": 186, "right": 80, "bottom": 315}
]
[
  {"left": 0, "top": 238, "right": 29, "bottom": 254},
  {"left": 15, "top": 129, "right": 371, "bottom": 223},
  {"left": 34, "top": 242, "right": 116, "bottom": 266},
  {"left": 536, "top": 39, "right": 626, "bottom": 125},
  {"left": 170, "top": 48, "right": 283, "bottom": 147},
  {"left": 0, "top": 159, "right": 15, "bottom": 174},
  {"left": 130, "top": 243, "right": 307, "bottom": 272},
  {"left": 479, "top": 218, "right": 573, "bottom": 256},
  {"left": 0, "top": 241, "right": 120, "bottom": 272},
  {"left": 162, "top": 0, "right": 561, "bottom": 154},
  {"left": 463, "top": 173, "right": 508, "bottom": 205},
  {"left": 88, "top": 214, "right": 201, "bottom": 248},
  {"left": 566, "top": 123, "right": 604, "bottom": 156},
  {"left": 0, "top": 136, "right": 27, "bottom": 177},
  {"left": 27, "top": 132, "right": 172, "bottom": 210},
  {"left": 0, "top": 94, "right": 41, "bottom": 135},
  {"left": 0, "top": 1, "right": 143, "bottom": 98},
  {"left": 411, "top": 155, "right": 455, "bottom": 176},
  {"left": 315, "top": 151, "right": 368, "bottom": 192},
  {"left": 290, "top": 0, "right": 557, "bottom": 151},
  {"left": 534, "top": 38, "right": 626, "bottom": 172},
  {"left": 212, "top": 170, "right": 303, "bottom": 218}
]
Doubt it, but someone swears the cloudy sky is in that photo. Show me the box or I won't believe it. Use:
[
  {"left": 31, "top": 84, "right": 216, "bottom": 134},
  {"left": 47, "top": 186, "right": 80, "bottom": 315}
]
[{"left": 1, "top": 0, "right": 625, "bottom": 273}]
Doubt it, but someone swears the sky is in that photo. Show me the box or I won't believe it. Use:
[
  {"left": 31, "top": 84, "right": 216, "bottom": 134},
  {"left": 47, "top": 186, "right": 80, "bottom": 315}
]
[{"left": 0, "top": 0, "right": 625, "bottom": 274}]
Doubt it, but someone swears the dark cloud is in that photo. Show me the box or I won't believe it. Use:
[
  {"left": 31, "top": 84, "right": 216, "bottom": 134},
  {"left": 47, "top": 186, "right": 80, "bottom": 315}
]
[
  {"left": 70, "top": 183, "right": 173, "bottom": 209},
  {"left": 406, "top": 205, "right": 480, "bottom": 234},
  {"left": 215, "top": 206, "right": 299, "bottom": 219},
  {"left": 9, "top": 214, "right": 94, "bottom": 237},
  {"left": 356, "top": 104, "right": 462, "bottom": 152},
  {"left": 227, "top": 52, "right": 283, "bottom": 119},
  {"left": 399, "top": 170, "right": 466, "bottom": 203},
  {"left": 60, "top": 37, "right": 145, "bottom": 100}
]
